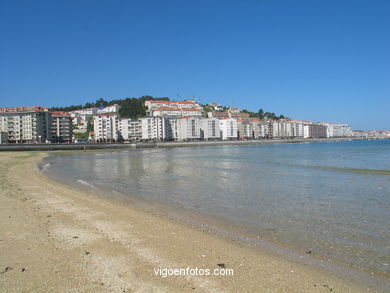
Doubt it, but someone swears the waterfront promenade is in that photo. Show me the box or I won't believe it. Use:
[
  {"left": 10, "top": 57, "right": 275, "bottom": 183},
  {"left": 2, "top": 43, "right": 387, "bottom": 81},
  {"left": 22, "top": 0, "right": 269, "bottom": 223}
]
[{"left": 0, "top": 137, "right": 383, "bottom": 152}]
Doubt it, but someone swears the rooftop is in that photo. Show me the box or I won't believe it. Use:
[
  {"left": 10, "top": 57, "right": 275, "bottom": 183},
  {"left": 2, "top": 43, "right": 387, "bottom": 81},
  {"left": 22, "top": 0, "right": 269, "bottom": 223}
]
[
  {"left": 51, "top": 111, "right": 71, "bottom": 117},
  {"left": 146, "top": 100, "right": 196, "bottom": 104},
  {"left": 152, "top": 108, "right": 201, "bottom": 111},
  {"left": 0, "top": 106, "right": 48, "bottom": 113}
]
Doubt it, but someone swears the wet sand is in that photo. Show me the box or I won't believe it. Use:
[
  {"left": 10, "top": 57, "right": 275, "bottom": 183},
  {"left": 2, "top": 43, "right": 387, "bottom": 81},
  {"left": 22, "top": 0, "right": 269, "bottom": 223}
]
[{"left": 0, "top": 151, "right": 387, "bottom": 292}]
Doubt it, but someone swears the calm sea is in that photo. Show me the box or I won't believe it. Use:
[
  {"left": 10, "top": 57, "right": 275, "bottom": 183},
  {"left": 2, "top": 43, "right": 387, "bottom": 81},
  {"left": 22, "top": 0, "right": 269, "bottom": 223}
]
[{"left": 42, "top": 140, "right": 390, "bottom": 280}]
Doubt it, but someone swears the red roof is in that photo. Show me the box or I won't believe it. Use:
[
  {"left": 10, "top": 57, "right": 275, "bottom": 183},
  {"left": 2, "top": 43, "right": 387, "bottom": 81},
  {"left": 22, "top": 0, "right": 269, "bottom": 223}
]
[
  {"left": 147, "top": 100, "right": 196, "bottom": 104},
  {"left": 95, "top": 113, "right": 118, "bottom": 116},
  {"left": 0, "top": 106, "right": 48, "bottom": 113},
  {"left": 179, "top": 116, "right": 200, "bottom": 119},
  {"left": 152, "top": 108, "right": 201, "bottom": 111},
  {"left": 231, "top": 112, "right": 250, "bottom": 118},
  {"left": 51, "top": 111, "right": 71, "bottom": 117}
]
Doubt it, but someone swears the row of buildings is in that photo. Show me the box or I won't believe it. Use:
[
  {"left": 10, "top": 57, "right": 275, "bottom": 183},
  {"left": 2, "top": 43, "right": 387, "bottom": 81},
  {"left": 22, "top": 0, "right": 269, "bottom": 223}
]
[
  {"left": 92, "top": 100, "right": 352, "bottom": 142},
  {"left": 0, "top": 100, "right": 353, "bottom": 144},
  {"left": 93, "top": 114, "right": 353, "bottom": 142},
  {"left": 0, "top": 106, "right": 73, "bottom": 143},
  {"left": 352, "top": 130, "right": 390, "bottom": 138}
]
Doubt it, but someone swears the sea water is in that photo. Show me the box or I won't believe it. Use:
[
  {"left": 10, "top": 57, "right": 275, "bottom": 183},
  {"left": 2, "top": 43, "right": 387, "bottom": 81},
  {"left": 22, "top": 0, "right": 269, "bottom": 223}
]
[{"left": 42, "top": 140, "right": 390, "bottom": 279}]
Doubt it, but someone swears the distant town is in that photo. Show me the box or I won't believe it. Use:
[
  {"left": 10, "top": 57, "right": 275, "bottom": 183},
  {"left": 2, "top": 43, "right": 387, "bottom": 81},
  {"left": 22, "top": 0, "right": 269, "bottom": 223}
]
[{"left": 0, "top": 98, "right": 389, "bottom": 144}]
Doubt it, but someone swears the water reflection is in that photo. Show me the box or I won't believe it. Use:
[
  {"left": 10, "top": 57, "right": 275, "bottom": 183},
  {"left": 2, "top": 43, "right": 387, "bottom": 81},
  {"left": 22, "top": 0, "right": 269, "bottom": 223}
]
[{"left": 45, "top": 140, "right": 390, "bottom": 277}]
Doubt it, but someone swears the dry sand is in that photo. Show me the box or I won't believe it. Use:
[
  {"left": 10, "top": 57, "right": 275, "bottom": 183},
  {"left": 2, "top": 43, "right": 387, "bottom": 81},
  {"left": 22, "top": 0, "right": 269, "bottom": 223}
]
[{"left": 0, "top": 151, "right": 386, "bottom": 292}]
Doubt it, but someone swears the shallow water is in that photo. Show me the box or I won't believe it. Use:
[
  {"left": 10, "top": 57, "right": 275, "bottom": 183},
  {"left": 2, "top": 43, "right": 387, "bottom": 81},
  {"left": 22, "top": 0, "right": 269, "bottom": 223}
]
[{"left": 42, "top": 140, "right": 390, "bottom": 278}]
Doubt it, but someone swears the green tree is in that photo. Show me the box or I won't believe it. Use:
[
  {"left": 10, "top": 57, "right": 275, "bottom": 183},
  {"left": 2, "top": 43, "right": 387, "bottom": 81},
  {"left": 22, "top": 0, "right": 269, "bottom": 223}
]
[
  {"left": 95, "top": 98, "right": 108, "bottom": 108},
  {"left": 258, "top": 108, "right": 264, "bottom": 119},
  {"left": 86, "top": 116, "right": 93, "bottom": 132},
  {"left": 118, "top": 98, "right": 146, "bottom": 119},
  {"left": 84, "top": 102, "right": 94, "bottom": 108}
]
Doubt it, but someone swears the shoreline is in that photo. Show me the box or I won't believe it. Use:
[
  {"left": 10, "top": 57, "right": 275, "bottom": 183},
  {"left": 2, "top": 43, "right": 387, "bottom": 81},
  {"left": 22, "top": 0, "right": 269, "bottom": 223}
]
[
  {"left": 39, "top": 151, "right": 389, "bottom": 282},
  {"left": 40, "top": 148, "right": 390, "bottom": 283},
  {"left": 0, "top": 136, "right": 388, "bottom": 152},
  {"left": 0, "top": 151, "right": 388, "bottom": 292}
]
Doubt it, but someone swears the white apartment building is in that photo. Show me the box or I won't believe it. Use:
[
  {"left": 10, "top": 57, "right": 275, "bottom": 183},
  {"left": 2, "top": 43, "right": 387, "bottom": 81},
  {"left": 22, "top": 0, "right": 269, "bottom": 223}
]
[
  {"left": 214, "top": 105, "right": 224, "bottom": 112},
  {"left": 166, "top": 118, "right": 179, "bottom": 140},
  {"left": 219, "top": 118, "right": 237, "bottom": 140},
  {"left": 69, "top": 108, "right": 98, "bottom": 121},
  {"left": 269, "top": 120, "right": 293, "bottom": 138},
  {"left": 97, "top": 104, "right": 120, "bottom": 114},
  {"left": 0, "top": 106, "right": 52, "bottom": 143},
  {"left": 337, "top": 124, "right": 352, "bottom": 137},
  {"left": 324, "top": 123, "right": 352, "bottom": 137},
  {"left": 121, "top": 119, "right": 142, "bottom": 141},
  {"left": 145, "top": 100, "right": 203, "bottom": 111},
  {"left": 303, "top": 124, "right": 310, "bottom": 138},
  {"left": 245, "top": 120, "right": 268, "bottom": 139},
  {"left": 258, "top": 122, "right": 268, "bottom": 138},
  {"left": 228, "top": 107, "right": 240, "bottom": 113},
  {"left": 93, "top": 113, "right": 122, "bottom": 142},
  {"left": 176, "top": 117, "right": 201, "bottom": 141},
  {"left": 265, "top": 120, "right": 313, "bottom": 139},
  {"left": 140, "top": 116, "right": 166, "bottom": 141},
  {"left": 291, "top": 120, "right": 305, "bottom": 138},
  {"left": 200, "top": 117, "right": 220, "bottom": 140},
  {"left": 149, "top": 108, "right": 202, "bottom": 118}
]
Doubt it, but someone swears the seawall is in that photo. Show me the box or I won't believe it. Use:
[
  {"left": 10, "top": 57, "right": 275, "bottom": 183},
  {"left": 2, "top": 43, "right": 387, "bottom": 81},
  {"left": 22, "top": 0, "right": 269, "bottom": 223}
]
[{"left": 0, "top": 137, "right": 387, "bottom": 152}]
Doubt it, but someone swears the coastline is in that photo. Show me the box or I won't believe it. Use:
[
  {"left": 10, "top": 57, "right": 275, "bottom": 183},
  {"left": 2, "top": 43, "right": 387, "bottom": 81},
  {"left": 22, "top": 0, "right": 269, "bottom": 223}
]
[
  {"left": 0, "top": 136, "right": 388, "bottom": 152},
  {"left": 0, "top": 152, "right": 388, "bottom": 292}
]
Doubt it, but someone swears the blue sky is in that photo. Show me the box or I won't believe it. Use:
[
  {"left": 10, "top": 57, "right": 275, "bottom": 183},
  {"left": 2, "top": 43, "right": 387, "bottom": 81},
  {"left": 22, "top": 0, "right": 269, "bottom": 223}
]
[{"left": 0, "top": 0, "right": 389, "bottom": 130}]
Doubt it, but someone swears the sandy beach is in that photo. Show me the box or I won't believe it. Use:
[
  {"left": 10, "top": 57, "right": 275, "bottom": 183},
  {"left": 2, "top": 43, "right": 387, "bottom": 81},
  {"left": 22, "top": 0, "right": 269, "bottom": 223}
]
[{"left": 0, "top": 151, "right": 386, "bottom": 292}]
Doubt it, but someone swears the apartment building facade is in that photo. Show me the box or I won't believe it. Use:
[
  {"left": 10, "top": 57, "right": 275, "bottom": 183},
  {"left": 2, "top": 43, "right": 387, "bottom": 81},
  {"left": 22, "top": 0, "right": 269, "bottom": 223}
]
[
  {"left": 200, "top": 117, "right": 220, "bottom": 140},
  {"left": 145, "top": 100, "right": 203, "bottom": 111},
  {"left": 93, "top": 113, "right": 122, "bottom": 142},
  {"left": 173, "top": 117, "right": 201, "bottom": 141},
  {"left": 51, "top": 111, "right": 73, "bottom": 142},
  {"left": 208, "top": 111, "right": 250, "bottom": 120},
  {"left": 291, "top": 121, "right": 305, "bottom": 138},
  {"left": 140, "top": 116, "right": 166, "bottom": 141},
  {"left": 219, "top": 118, "right": 238, "bottom": 140},
  {"left": 0, "top": 106, "right": 52, "bottom": 143},
  {"left": 309, "top": 123, "right": 327, "bottom": 138},
  {"left": 149, "top": 108, "right": 202, "bottom": 118},
  {"left": 237, "top": 119, "right": 251, "bottom": 139},
  {"left": 121, "top": 119, "right": 142, "bottom": 141},
  {"left": 97, "top": 104, "right": 120, "bottom": 114},
  {"left": 325, "top": 123, "right": 352, "bottom": 138},
  {"left": 268, "top": 120, "right": 294, "bottom": 138}
]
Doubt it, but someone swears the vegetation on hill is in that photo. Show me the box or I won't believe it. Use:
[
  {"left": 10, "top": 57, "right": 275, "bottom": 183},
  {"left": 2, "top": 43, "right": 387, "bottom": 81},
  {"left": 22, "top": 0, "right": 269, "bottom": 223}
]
[
  {"left": 49, "top": 95, "right": 170, "bottom": 119},
  {"left": 242, "top": 108, "right": 287, "bottom": 120},
  {"left": 117, "top": 98, "right": 147, "bottom": 119},
  {"left": 50, "top": 95, "right": 287, "bottom": 120}
]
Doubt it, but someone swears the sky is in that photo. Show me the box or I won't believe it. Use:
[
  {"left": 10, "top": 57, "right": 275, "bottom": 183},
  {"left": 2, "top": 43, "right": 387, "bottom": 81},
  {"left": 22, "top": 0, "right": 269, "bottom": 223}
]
[{"left": 0, "top": 0, "right": 389, "bottom": 130}]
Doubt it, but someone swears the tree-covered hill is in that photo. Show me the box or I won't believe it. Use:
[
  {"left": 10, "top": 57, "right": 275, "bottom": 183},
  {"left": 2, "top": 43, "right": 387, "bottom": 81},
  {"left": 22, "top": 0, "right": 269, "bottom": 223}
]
[
  {"left": 49, "top": 95, "right": 170, "bottom": 119},
  {"left": 50, "top": 95, "right": 287, "bottom": 120},
  {"left": 241, "top": 108, "right": 287, "bottom": 120}
]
